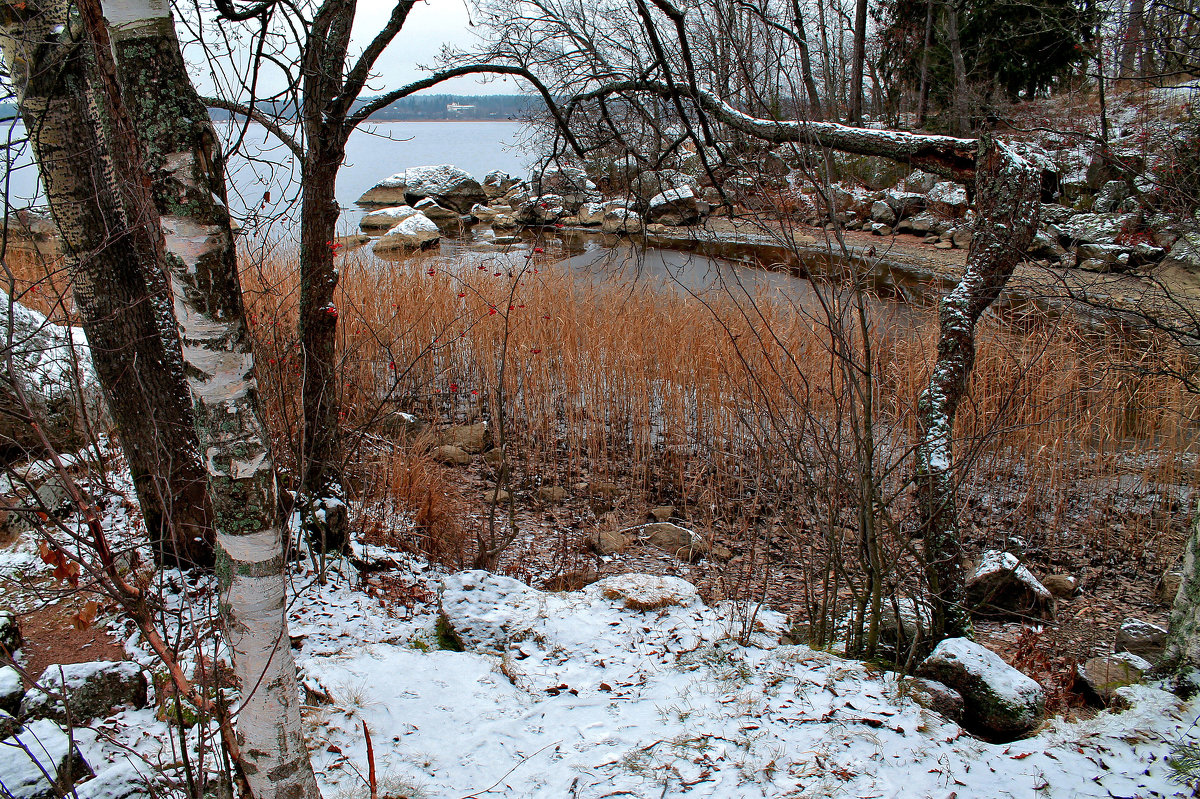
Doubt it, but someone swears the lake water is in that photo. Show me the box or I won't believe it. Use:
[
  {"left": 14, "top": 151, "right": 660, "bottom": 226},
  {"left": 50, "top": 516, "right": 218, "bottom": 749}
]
[{"left": 0, "top": 119, "right": 531, "bottom": 233}]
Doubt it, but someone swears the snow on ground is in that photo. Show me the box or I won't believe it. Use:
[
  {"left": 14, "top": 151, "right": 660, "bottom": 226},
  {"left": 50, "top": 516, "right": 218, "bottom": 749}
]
[
  {"left": 292, "top": 567, "right": 1200, "bottom": 799},
  {"left": 1, "top": 460, "right": 1198, "bottom": 799}
]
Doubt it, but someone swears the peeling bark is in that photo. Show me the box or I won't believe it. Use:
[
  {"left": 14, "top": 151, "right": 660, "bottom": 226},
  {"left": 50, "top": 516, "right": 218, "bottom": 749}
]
[
  {"left": 100, "top": 2, "right": 320, "bottom": 795},
  {"left": 913, "top": 135, "right": 1042, "bottom": 640},
  {"left": 0, "top": 0, "right": 213, "bottom": 566}
]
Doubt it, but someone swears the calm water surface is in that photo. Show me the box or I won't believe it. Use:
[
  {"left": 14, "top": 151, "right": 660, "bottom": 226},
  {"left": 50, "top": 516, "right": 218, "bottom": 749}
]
[{"left": 0, "top": 119, "right": 530, "bottom": 230}]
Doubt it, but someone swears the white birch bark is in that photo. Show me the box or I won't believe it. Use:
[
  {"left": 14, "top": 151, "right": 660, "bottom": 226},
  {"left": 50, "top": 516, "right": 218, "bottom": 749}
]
[{"left": 100, "top": 2, "right": 319, "bottom": 795}]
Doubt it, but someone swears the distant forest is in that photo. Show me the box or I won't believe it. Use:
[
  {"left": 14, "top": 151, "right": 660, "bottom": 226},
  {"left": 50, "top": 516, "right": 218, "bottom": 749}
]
[
  {"left": 360, "top": 94, "right": 534, "bottom": 120},
  {"left": 199, "top": 94, "right": 534, "bottom": 122}
]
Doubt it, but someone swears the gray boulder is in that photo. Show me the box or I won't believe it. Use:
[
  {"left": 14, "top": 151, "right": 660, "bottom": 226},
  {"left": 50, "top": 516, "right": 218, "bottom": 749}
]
[
  {"left": 529, "top": 166, "right": 599, "bottom": 211},
  {"left": 0, "top": 708, "right": 17, "bottom": 739},
  {"left": 1167, "top": 230, "right": 1200, "bottom": 269},
  {"left": 22, "top": 661, "right": 148, "bottom": 724},
  {"left": 432, "top": 445, "right": 471, "bottom": 466},
  {"left": 916, "top": 637, "right": 1045, "bottom": 739},
  {"left": 482, "top": 170, "right": 521, "bottom": 199},
  {"left": 602, "top": 208, "right": 644, "bottom": 234},
  {"left": 1028, "top": 230, "right": 1068, "bottom": 262},
  {"left": 0, "top": 719, "right": 92, "bottom": 799},
  {"left": 1075, "top": 652, "right": 1151, "bottom": 706},
  {"left": 515, "top": 194, "right": 567, "bottom": 224},
  {"left": 1076, "top": 242, "right": 1132, "bottom": 272},
  {"left": 883, "top": 190, "right": 927, "bottom": 221},
  {"left": 965, "top": 550, "right": 1054, "bottom": 620},
  {"left": 630, "top": 170, "right": 701, "bottom": 206},
  {"left": 904, "top": 676, "right": 965, "bottom": 723},
  {"left": 901, "top": 170, "right": 938, "bottom": 194},
  {"left": 1051, "top": 212, "right": 1138, "bottom": 246},
  {"left": 413, "top": 197, "right": 461, "bottom": 226},
  {"left": 1114, "top": 618, "right": 1168, "bottom": 662},
  {"left": 437, "top": 423, "right": 489, "bottom": 454},
  {"left": 640, "top": 522, "right": 708, "bottom": 561},
  {"left": 928, "top": 181, "right": 969, "bottom": 218},
  {"left": 400, "top": 164, "right": 486, "bottom": 213},
  {"left": 869, "top": 200, "right": 897, "bottom": 226},
  {"left": 1159, "top": 570, "right": 1183, "bottom": 606},
  {"left": 1093, "top": 180, "right": 1129, "bottom": 214}
]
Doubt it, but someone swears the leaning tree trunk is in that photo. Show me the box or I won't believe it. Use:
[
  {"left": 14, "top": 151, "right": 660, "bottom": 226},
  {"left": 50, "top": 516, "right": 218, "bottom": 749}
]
[
  {"left": 97, "top": 2, "right": 321, "bottom": 795},
  {"left": 0, "top": 0, "right": 214, "bottom": 567},
  {"left": 1164, "top": 497, "right": 1200, "bottom": 671},
  {"left": 913, "top": 135, "right": 1041, "bottom": 640}
]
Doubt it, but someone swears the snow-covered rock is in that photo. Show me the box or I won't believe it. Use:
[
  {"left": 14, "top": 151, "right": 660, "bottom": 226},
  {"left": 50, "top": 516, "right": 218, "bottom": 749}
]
[
  {"left": 358, "top": 165, "right": 486, "bottom": 213},
  {"left": 1051, "top": 212, "right": 1138, "bottom": 245},
  {"left": 646, "top": 186, "right": 704, "bottom": 226},
  {"left": 928, "top": 181, "right": 969, "bottom": 217},
  {"left": 0, "top": 665, "right": 23, "bottom": 716},
  {"left": 1167, "top": 230, "right": 1200, "bottom": 269},
  {"left": 0, "top": 292, "right": 102, "bottom": 455},
  {"left": 629, "top": 169, "right": 700, "bottom": 206},
  {"left": 1115, "top": 618, "right": 1168, "bottom": 662},
  {"left": 602, "top": 208, "right": 643, "bottom": 234},
  {"left": 0, "top": 719, "right": 92, "bottom": 799},
  {"left": 482, "top": 170, "right": 520, "bottom": 199},
  {"left": 529, "top": 167, "right": 599, "bottom": 211},
  {"left": 965, "top": 550, "right": 1055, "bottom": 620},
  {"left": 21, "top": 661, "right": 147, "bottom": 724},
  {"left": 399, "top": 164, "right": 486, "bottom": 213},
  {"left": 591, "top": 574, "right": 700, "bottom": 611},
  {"left": 438, "top": 571, "right": 547, "bottom": 655},
  {"left": 916, "top": 637, "right": 1045, "bottom": 739},
  {"left": 372, "top": 212, "right": 441, "bottom": 253},
  {"left": 358, "top": 205, "right": 419, "bottom": 233}
]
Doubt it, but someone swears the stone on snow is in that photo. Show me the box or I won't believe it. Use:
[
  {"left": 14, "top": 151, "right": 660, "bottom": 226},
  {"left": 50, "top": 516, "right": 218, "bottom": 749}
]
[
  {"left": 1075, "top": 652, "right": 1152, "bottom": 706},
  {"left": 916, "top": 637, "right": 1045, "bottom": 740},
  {"left": 21, "top": 661, "right": 148, "bottom": 724},
  {"left": 592, "top": 574, "right": 700, "bottom": 611}
]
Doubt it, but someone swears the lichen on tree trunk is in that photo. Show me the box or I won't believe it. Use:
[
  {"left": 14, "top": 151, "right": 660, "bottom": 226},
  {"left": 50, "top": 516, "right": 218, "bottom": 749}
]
[
  {"left": 913, "top": 135, "right": 1041, "bottom": 640},
  {"left": 0, "top": 0, "right": 214, "bottom": 567},
  {"left": 1165, "top": 498, "right": 1200, "bottom": 673}
]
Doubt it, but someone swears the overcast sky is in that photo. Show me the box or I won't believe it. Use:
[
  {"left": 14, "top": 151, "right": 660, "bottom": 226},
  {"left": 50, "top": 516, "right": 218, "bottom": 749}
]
[{"left": 188, "top": 0, "right": 525, "bottom": 97}]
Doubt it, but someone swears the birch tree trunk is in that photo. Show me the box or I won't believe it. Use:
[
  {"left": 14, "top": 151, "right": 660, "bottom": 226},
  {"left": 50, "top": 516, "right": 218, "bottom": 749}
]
[
  {"left": 913, "top": 134, "right": 1041, "bottom": 640},
  {"left": 0, "top": 0, "right": 214, "bottom": 567},
  {"left": 98, "top": 2, "right": 320, "bottom": 795},
  {"left": 1165, "top": 498, "right": 1200, "bottom": 671}
]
